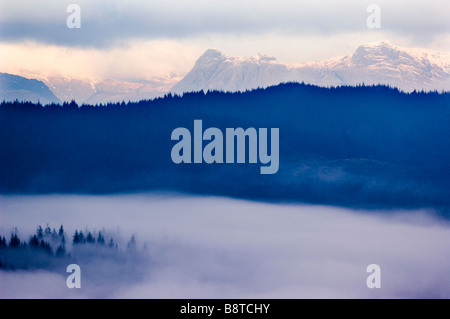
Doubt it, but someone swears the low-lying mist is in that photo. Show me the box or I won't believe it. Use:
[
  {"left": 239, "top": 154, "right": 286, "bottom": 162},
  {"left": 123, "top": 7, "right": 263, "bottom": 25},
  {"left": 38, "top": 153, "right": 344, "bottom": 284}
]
[{"left": 1, "top": 193, "right": 450, "bottom": 298}]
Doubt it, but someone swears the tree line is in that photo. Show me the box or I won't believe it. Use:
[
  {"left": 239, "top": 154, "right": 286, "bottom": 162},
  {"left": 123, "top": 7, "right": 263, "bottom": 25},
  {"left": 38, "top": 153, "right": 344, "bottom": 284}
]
[{"left": 0, "top": 224, "right": 139, "bottom": 271}]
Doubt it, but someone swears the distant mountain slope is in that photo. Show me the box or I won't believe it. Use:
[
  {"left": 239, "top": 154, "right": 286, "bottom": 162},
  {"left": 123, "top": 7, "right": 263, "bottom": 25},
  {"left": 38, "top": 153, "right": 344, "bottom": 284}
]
[
  {"left": 10, "top": 42, "right": 447, "bottom": 104},
  {"left": 171, "top": 41, "right": 450, "bottom": 94},
  {"left": 1, "top": 73, "right": 179, "bottom": 104},
  {"left": 0, "top": 73, "right": 61, "bottom": 104},
  {"left": 42, "top": 76, "right": 179, "bottom": 104}
]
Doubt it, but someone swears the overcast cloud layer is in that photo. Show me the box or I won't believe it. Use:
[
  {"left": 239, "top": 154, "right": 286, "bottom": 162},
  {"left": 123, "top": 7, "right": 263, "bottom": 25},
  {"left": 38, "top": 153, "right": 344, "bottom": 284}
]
[
  {"left": 0, "top": 0, "right": 449, "bottom": 48},
  {"left": 1, "top": 0, "right": 449, "bottom": 81},
  {"left": 1, "top": 194, "right": 450, "bottom": 298}
]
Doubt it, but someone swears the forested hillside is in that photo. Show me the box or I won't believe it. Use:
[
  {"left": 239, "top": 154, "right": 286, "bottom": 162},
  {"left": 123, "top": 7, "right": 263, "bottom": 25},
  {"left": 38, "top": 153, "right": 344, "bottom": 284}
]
[{"left": 1, "top": 83, "right": 449, "bottom": 212}]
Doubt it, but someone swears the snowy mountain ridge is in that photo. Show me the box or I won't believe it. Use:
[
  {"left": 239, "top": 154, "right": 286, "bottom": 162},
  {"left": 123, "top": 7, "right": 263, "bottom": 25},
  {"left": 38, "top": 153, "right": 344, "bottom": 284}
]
[{"left": 171, "top": 41, "right": 450, "bottom": 94}]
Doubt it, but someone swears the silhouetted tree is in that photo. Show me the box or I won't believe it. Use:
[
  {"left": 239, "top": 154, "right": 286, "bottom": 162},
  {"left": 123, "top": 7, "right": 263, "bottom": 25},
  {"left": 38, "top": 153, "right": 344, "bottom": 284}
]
[
  {"left": 37, "top": 226, "right": 44, "bottom": 239},
  {"left": 44, "top": 223, "right": 51, "bottom": 236},
  {"left": 73, "top": 230, "right": 80, "bottom": 244},
  {"left": 9, "top": 233, "right": 20, "bottom": 248},
  {"left": 69, "top": 100, "right": 78, "bottom": 108},
  {"left": 97, "top": 232, "right": 105, "bottom": 245},
  {"left": 29, "top": 235, "right": 40, "bottom": 248},
  {"left": 86, "top": 232, "right": 95, "bottom": 244},
  {"left": 78, "top": 231, "right": 85, "bottom": 244},
  {"left": 0, "top": 236, "right": 6, "bottom": 248},
  {"left": 58, "top": 225, "right": 64, "bottom": 237}
]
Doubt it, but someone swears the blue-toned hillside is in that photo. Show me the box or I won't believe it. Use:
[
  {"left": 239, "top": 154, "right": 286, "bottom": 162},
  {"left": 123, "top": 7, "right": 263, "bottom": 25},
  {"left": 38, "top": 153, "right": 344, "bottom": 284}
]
[
  {"left": 1, "top": 83, "right": 449, "bottom": 213},
  {"left": 0, "top": 73, "right": 61, "bottom": 104}
]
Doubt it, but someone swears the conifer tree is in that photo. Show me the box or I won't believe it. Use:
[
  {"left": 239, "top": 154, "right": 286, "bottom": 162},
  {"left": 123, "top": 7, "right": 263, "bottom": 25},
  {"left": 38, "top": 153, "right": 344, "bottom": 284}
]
[
  {"left": 37, "top": 225, "right": 44, "bottom": 239},
  {"left": 86, "top": 232, "right": 95, "bottom": 244},
  {"left": 29, "top": 235, "right": 40, "bottom": 248},
  {"left": 79, "top": 231, "right": 85, "bottom": 244},
  {"left": 9, "top": 233, "right": 20, "bottom": 248},
  {"left": 97, "top": 232, "right": 105, "bottom": 245},
  {"left": 73, "top": 230, "right": 80, "bottom": 244},
  {"left": 0, "top": 236, "right": 6, "bottom": 248},
  {"left": 44, "top": 223, "right": 52, "bottom": 235},
  {"left": 58, "top": 225, "right": 64, "bottom": 237}
]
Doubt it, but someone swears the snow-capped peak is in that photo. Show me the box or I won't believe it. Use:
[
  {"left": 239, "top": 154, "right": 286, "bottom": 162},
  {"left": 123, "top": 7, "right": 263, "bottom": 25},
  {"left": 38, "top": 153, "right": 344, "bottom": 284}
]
[
  {"left": 194, "top": 49, "right": 226, "bottom": 68},
  {"left": 351, "top": 41, "right": 402, "bottom": 66},
  {"left": 171, "top": 42, "right": 450, "bottom": 94}
]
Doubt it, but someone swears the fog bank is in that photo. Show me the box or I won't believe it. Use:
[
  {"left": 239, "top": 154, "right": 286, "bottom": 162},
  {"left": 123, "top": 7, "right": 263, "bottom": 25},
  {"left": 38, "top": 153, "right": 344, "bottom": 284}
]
[{"left": 1, "top": 194, "right": 450, "bottom": 298}]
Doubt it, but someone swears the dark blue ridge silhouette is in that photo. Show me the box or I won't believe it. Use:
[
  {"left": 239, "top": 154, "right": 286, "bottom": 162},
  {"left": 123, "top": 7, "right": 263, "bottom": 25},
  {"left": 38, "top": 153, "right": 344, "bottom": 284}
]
[{"left": 1, "top": 83, "right": 450, "bottom": 214}]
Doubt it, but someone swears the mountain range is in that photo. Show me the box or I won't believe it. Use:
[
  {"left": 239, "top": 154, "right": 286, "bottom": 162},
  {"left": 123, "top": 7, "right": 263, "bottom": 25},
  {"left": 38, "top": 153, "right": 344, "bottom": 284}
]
[
  {"left": 172, "top": 41, "right": 450, "bottom": 94},
  {"left": 1, "top": 41, "right": 449, "bottom": 104},
  {"left": 43, "top": 75, "right": 179, "bottom": 104}
]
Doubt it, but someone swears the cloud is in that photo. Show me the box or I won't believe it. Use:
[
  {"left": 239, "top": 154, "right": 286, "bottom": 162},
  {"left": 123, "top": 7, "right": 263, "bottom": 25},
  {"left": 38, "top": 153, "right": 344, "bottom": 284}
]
[
  {"left": 0, "top": 0, "right": 448, "bottom": 49},
  {"left": 0, "top": 40, "right": 202, "bottom": 80},
  {"left": 1, "top": 194, "right": 450, "bottom": 298},
  {"left": 1, "top": 0, "right": 448, "bottom": 80}
]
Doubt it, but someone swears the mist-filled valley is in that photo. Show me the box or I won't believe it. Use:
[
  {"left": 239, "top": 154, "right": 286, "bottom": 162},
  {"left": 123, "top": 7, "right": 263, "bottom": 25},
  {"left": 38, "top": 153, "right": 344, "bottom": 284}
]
[{"left": 1, "top": 194, "right": 450, "bottom": 298}]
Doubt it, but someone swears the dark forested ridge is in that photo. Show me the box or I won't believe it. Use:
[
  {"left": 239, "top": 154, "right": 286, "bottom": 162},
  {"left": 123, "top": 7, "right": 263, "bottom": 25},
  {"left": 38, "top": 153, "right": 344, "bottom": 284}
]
[{"left": 1, "top": 83, "right": 450, "bottom": 212}]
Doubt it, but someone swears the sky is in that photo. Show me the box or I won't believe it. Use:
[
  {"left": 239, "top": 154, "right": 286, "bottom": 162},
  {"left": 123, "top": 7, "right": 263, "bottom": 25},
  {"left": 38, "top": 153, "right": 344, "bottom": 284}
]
[
  {"left": 0, "top": 0, "right": 449, "bottom": 81},
  {"left": 1, "top": 194, "right": 450, "bottom": 298}
]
